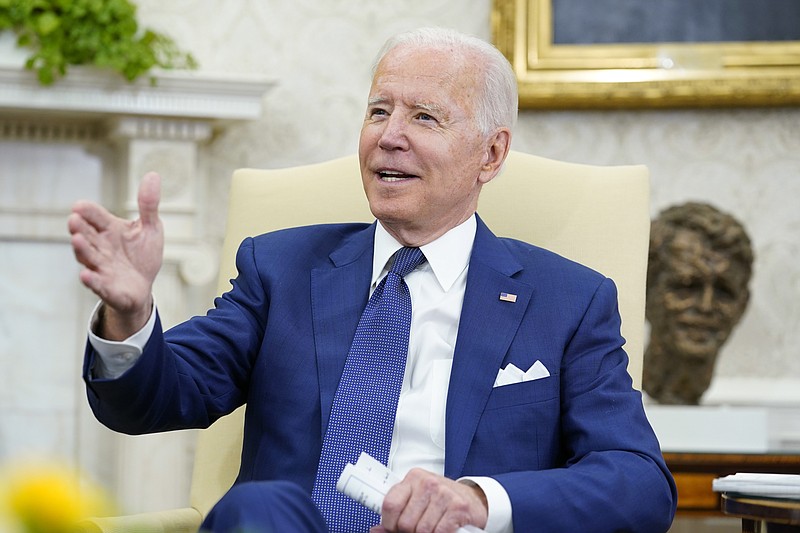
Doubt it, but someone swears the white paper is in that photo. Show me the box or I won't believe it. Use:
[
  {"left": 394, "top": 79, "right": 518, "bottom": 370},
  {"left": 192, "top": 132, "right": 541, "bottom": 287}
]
[{"left": 712, "top": 473, "right": 800, "bottom": 498}]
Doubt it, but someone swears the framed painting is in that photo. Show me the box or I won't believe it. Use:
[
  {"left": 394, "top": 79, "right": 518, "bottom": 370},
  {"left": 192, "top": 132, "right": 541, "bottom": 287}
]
[{"left": 492, "top": 0, "right": 800, "bottom": 108}]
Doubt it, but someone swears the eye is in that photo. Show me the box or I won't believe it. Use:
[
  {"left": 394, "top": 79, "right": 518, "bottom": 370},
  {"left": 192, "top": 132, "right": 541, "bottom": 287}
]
[
  {"left": 416, "top": 112, "right": 436, "bottom": 122},
  {"left": 665, "top": 274, "right": 701, "bottom": 299},
  {"left": 667, "top": 274, "right": 698, "bottom": 290},
  {"left": 369, "top": 108, "right": 389, "bottom": 119},
  {"left": 714, "top": 280, "right": 737, "bottom": 301}
]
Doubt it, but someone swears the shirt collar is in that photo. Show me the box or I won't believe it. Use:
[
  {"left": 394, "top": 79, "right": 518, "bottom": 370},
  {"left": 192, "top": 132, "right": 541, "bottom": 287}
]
[{"left": 372, "top": 215, "right": 476, "bottom": 292}]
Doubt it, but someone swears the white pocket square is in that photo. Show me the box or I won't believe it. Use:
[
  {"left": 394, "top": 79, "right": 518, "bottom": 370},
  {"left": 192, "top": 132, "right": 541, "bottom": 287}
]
[{"left": 493, "top": 360, "right": 550, "bottom": 387}]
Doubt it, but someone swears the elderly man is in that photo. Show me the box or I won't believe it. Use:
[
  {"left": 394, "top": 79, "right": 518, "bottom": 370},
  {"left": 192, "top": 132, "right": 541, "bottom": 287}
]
[{"left": 69, "top": 28, "right": 675, "bottom": 533}]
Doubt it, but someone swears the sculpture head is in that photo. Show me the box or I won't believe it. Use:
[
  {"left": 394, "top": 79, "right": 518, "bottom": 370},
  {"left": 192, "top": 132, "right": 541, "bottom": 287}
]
[{"left": 644, "top": 202, "right": 753, "bottom": 404}]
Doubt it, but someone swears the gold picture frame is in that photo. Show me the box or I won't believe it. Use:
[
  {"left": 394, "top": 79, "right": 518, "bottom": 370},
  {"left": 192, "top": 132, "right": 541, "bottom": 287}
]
[{"left": 492, "top": 0, "right": 800, "bottom": 108}]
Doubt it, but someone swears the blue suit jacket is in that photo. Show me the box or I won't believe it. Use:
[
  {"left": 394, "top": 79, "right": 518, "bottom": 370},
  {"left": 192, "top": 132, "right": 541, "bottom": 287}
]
[{"left": 85, "top": 216, "right": 676, "bottom": 532}]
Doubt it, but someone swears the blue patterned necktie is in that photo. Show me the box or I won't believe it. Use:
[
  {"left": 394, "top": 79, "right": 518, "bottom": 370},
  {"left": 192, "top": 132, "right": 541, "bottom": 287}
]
[{"left": 311, "top": 246, "right": 426, "bottom": 532}]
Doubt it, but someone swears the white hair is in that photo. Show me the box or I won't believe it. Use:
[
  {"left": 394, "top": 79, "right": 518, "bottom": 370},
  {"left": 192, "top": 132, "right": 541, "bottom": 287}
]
[{"left": 372, "top": 27, "right": 519, "bottom": 136}]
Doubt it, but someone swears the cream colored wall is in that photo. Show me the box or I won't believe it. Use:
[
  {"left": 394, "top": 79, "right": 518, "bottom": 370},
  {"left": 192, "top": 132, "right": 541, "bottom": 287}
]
[{"left": 135, "top": 0, "right": 800, "bottom": 391}]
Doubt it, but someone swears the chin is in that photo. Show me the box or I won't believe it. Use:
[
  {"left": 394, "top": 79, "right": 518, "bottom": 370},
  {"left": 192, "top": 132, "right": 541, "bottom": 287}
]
[
  {"left": 674, "top": 340, "right": 720, "bottom": 361},
  {"left": 368, "top": 199, "right": 414, "bottom": 223}
]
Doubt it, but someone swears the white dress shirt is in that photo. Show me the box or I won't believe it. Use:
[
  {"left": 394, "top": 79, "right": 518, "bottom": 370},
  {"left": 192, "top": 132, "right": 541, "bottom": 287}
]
[{"left": 89, "top": 215, "right": 513, "bottom": 532}]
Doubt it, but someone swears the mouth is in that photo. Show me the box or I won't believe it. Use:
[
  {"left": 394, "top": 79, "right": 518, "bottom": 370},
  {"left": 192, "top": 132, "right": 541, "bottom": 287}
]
[
  {"left": 376, "top": 169, "right": 418, "bottom": 182},
  {"left": 677, "top": 316, "right": 718, "bottom": 329}
]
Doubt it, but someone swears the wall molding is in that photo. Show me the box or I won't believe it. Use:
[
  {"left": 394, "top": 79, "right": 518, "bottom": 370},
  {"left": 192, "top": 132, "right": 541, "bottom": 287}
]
[{"left": 0, "top": 118, "right": 101, "bottom": 142}]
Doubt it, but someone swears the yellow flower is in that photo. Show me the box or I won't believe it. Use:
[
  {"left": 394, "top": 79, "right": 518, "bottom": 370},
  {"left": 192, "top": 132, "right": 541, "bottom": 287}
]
[{"left": 0, "top": 459, "right": 114, "bottom": 533}]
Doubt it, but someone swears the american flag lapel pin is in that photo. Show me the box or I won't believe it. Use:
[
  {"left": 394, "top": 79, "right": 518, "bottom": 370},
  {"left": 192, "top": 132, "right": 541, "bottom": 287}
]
[{"left": 499, "top": 292, "right": 517, "bottom": 303}]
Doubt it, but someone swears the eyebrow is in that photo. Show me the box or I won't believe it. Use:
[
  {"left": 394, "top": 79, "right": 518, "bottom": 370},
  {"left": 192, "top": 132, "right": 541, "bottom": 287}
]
[
  {"left": 367, "top": 97, "right": 446, "bottom": 116},
  {"left": 414, "top": 102, "right": 445, "bottom": 116}
]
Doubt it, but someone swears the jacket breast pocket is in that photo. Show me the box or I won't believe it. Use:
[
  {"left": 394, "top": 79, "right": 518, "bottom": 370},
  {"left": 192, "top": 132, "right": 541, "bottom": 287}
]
[
  {"left": 484, "top": 374, "right": 559, "bottom": 411},
  {"left": 467, "top": 375, "right": 562, "bottom": 473}
]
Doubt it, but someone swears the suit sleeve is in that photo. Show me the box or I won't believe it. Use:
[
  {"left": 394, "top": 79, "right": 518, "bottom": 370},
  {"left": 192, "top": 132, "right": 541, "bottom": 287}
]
[
  {"left": 83, "top": 237, "right": 266, "bottom": 434},
  {"left": 494, "top": 278, "right": 677, "bottom": 532}
]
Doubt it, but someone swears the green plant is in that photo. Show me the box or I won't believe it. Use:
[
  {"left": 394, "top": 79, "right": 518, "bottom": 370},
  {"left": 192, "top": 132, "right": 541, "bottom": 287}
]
[{"left": 0, "top": 0, "right": 197, "bottom": 85}]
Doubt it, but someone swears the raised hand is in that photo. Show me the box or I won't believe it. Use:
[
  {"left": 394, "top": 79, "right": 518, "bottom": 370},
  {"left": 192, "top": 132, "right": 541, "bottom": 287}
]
[
  {"left": 68, "top": 172, "right": 164, "bottom": 340},
  {"left": 372, "top": 468, "right": 488, "bottom": 533}
]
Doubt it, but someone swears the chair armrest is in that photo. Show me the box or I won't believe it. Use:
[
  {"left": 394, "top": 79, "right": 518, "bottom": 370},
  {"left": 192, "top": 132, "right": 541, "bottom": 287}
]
[{"left": 74, "top": 507, "right": 202, "bottom": 533}]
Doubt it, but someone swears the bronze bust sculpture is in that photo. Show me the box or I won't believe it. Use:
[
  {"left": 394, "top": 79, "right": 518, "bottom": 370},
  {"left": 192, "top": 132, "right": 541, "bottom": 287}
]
[{"left": 644, "top": 202, "right": 754, "bottom": 405}]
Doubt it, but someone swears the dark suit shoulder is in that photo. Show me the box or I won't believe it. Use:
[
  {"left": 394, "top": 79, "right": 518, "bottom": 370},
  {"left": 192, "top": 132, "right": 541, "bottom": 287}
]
[
  {"left": 497, "top": 236, "right": 607, "bottom": 284},
  {"left": 247, "top": 222, "right": 372, "bottom": 261},
  {"left": 252, "top": 222, "right": 372, "bottom": 245}
]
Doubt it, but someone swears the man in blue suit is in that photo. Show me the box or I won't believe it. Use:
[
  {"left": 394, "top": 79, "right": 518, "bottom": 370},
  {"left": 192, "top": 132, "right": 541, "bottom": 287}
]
[{"left": 69, "top": 28, "right": 676, "bottom": 532}]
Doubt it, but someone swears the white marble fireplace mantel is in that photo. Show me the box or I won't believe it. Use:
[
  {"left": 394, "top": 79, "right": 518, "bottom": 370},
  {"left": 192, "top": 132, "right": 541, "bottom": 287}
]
[
  {"left": 0, "top": 65, "right": 274, "bottom": 514},
  {"left": 0, "top": 63, "right": 272, "bottom": 119}
]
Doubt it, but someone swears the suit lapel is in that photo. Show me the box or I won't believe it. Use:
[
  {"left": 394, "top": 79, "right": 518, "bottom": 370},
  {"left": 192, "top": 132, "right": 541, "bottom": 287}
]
[
  {"left": 444, "top": 217, "right": 533, "bottom": 478},
  {"left": 311, "top": 224, "right": 375, "bottom": 437}
]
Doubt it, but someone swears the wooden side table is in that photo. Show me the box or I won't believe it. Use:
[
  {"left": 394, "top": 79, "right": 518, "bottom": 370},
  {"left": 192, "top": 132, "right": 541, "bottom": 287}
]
[
  {"left": 721, "top": 493, "right": 800, "bottom": 532},
  {"left": 663, "top": 453, "right": 800, "bottom": 516}
]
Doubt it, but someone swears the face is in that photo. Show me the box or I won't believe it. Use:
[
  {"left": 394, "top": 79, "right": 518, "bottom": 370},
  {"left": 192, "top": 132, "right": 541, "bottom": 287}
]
[
  {"left": 358, "top": 45, "right": 509, "bottom": 246},
  {"left": 647, "top": 228, "right": 749, "bottom": 360}
]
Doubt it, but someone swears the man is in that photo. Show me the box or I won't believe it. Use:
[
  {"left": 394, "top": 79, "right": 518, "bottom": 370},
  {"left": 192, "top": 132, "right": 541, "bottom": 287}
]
[
  {"left": 69, "top": 28, "right": 676, "bottom": 532},
  {"left": 644, "top": 202, "right": 753, "bottom": 405}
]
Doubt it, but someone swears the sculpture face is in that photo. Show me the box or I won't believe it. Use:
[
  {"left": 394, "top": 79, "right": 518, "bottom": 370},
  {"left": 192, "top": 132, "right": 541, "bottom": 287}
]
[
  {"left": 649, "top": 227, "right": 750, "bottom": 360},
  {"left": 644, "top": 202, "right": 753, "bottom": 405}
]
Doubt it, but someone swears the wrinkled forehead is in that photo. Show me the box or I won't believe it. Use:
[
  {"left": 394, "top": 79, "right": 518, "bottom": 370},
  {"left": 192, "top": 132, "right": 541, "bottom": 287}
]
[
  {"left": 372, "top": 44, "right": 483, "bottom": 99},
  {"left": 370, "top": 44, "right": 482, "bottom": 114}
]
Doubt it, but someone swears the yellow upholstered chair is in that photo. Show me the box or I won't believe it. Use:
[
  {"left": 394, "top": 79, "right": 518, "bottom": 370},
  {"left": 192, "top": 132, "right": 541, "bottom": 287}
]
[{"left": 77, "top": 150, "right": 650, "bottom": 532}]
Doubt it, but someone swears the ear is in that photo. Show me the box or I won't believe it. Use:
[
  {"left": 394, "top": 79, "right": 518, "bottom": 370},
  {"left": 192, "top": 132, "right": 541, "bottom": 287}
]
[{"left": 478, "top": 127, "right": 512, "bottom": 185}]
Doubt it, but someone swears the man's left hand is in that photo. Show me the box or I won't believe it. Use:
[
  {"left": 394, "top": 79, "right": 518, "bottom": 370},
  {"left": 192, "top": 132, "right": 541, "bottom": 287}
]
[{"left": 371, "top": 468, "right": 488, "bottom": 533}]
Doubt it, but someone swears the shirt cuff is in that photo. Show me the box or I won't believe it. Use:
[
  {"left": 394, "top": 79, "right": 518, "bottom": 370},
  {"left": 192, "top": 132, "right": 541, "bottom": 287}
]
[
  {"left": 458, "top": 476, "right": 513, "bottom": 533},
  {"left": 87, "top": 299, "right": 156, "bottom": 379}
]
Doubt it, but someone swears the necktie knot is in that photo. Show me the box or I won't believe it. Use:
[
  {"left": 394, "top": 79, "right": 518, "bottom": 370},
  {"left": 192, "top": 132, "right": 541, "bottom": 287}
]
[{"left": 390, "top": 247, "right": 425, "bottom": 279}]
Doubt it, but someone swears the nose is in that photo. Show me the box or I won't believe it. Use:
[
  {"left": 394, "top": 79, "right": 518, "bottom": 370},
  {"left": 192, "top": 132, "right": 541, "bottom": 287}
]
[
  {"left": 377, "top": 114, "right": 409, "bottom": 151},
  {"left": 698, "top": 283, "right": 714, "bottom": 312}
]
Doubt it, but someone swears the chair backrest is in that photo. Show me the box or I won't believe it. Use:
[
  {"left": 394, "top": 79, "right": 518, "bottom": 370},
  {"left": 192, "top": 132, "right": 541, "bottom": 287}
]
[{"left": 189, "top": 150, "right": 650, "bottom": 517}]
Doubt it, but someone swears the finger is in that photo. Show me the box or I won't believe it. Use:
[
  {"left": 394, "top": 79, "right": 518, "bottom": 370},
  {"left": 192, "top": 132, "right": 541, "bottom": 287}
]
[
  {"left": 420, "top": 495, "right": 463, "bottom": 533},
  {"left": 78, "top": 268, "right": 104, "bottom": 296},
  {"left": 138, "top": 172, "right": 161, "bottom": 228},
  {"left": 72, "top": 199, "right": 114, "bottom": 233},
  {"left": 381, "top": 482, "right": 413, "bottom": 531},
  {"left": 67, "top": 212, "right": 101, "bottom": 247},
  {"left": 399, "top": 476, "right": 446, "bottom": 532},
  {"left": 425, "top": 483, "right": 484, "bottom": 533},
  {"left": 70, "top": 233, "right": 103, "bottom": 270},
  {"left": 67, "top": 212, "right": 82, "bottom": 235}
]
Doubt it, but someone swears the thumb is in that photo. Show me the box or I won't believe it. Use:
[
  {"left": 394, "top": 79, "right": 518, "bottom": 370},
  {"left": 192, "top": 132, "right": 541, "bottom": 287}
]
[{"left": 138, "top": 172, "right": 162, "bottom": 228}]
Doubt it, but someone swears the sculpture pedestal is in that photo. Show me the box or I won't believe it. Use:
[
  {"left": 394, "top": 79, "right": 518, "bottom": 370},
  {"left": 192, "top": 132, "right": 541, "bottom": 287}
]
[{"left": 644, "top": 404, "right": 770, "bottom": 453}]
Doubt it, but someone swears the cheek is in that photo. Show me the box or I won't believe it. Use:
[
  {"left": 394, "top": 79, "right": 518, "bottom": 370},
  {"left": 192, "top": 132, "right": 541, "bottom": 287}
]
[
  {"left": 715, "top": 302, "right": 743, "bottom": 323},
  {"left": 358, "top": 128, "right": 375, "bottom": 156}
]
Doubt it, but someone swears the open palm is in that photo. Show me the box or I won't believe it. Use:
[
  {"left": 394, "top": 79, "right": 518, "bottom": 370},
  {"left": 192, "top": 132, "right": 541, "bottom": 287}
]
[{"left": 68, "top": 172, "right": 164, "bottom": 335}]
